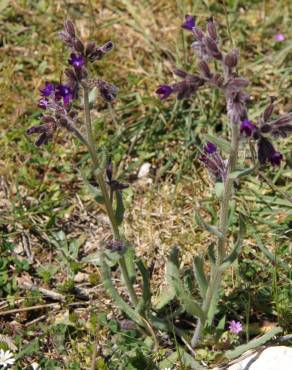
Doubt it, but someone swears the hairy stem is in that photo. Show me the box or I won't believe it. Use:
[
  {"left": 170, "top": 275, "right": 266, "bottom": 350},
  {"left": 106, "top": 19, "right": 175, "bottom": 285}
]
[
  {"left": 218, "top": 123, "right": 240, "bottom": 262},
  {"left": 82, "top": 83, "right": 138, "bottom": 306},
  {"left": 191, "top": 123, "right": 239, "bottom": 347}
]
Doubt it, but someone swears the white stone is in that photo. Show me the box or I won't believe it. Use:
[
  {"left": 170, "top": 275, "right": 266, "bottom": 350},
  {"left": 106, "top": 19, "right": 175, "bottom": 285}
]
[
  {"left": 138, "top": 162, "right": 151, "bottom": 178},
  {"left": 215, "top": 346, "right": 292, "bottom": 370}
]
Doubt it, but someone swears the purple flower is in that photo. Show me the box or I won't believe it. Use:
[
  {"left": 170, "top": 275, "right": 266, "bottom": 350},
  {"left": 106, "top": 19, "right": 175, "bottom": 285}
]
[
  {"left": 228, "top": 320, "right": 242, "bottom": 334},
  {"left": 156, "top": 85, "right": 173, "bottom": 100},
  {"left": 240, "top": 119, "right": 257, "bottom": 137},
  {"left": 274, "top": 33, "right": 285, "bottom": 42},
  {"left": 270, "top": 151, "right": 283, "bottom": 166},
  {"left": 181, "top": 15, "right": 196, "bottom": 31},
  {"left": 38, "top": 98, "right": 49, "bottom": 109},
  {"left": 68, "top": 53, "right": 85, "bottom": 69},
  {"left": 199, "top": 144, "right": 226, "bottom": 181},
  {"left": 55, "top": 84, "right": 73, "bottom": 105},
  {"left": 39, "top": 81, "right": 55, "bottom": 97},
  {"left": 204, "top": 141, "right": 217, "bottom": 154}
]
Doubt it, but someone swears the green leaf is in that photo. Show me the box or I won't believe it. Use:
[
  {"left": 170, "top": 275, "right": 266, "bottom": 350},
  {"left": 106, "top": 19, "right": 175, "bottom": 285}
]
[
  {"left": 100, "top": 251, "right": 144, "bottom": 327},
  {"left": 195, "top": 211, "right": 224, "bottom": 238},
  {"left": 193, "top": 256, "right": 208, "bottom": 299},
  {"left": 124, "top": 245, "right": 136, "bottom": 284},
  {"left": 136, "top": 259, "right": 151, "bottom": 313},
  {"left": 115, "top": 191, "right": 125, "bottom": 225},
  {"left": 205, "top": 134, "right": 231, "bottom": 154},
  {"left": 15, "top": 339, "right": 40, "bottom": 360},
  {"left": 225, "top": 327, "right": 283, "bottom": 360},
  {"left": 153, "top": 285, "right": 176, "bottom": 310},
  {"left": 229, "top": 167, "right": 255, "bottom": 179},
  {"left": 206, "top": 288, "right": 220, "bottom": 325},
  {"left": 166, "top": 251, "right": 205, "bottom": 322},
  {"left": 219, "top": 213, "right": 246, "bottom": 272}
]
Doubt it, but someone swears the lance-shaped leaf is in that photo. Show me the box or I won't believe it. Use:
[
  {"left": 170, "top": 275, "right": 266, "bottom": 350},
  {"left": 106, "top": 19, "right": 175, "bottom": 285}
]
[
  {"left": 206, "top": 285, "right": 220, "bottom": 325},
  {"left": 195, "top": 210, "right": 224, "bottom": 238},
  {"left": 153, "top": 285, "right": 176, "bottom": 310},
  {"left": 100, "top": 251, "right": 144, "bottom": 326},
  {"left": 115, "top": 191, "right": 125, "bottom": 225},
  {"left": 193, "top": 256, "right": 208, "bottom": 299},
  {"left": 229, "top": 167, "right": 256, "bottom": 179},
  {"left": 219, "top": 213, "right": 246, "bottom": 272},
  {"left": 124, "top": 245, "right": 136, "bottom": 284},
  {"left": 225, "top": 327, "right": 282, "bottom": 360},
  {"left": 166, "top": 249, "right": 206, "bottom": 322},
  {"left": 136, "top": 259, "right": 151, "bottom": 314}
]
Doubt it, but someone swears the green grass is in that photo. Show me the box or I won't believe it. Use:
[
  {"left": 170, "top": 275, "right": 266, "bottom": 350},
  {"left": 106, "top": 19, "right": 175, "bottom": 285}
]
[{"left": 0, "top": 0, "right": 291, "bottom": 368}]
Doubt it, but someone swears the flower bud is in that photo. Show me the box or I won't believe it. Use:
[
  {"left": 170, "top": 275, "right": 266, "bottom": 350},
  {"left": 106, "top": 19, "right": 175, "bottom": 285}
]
[
  {"left": 85, "top": 41, "right": 96, "bottom": 56},
  {"left": 224, "top": 49, "right": 239, "bottom": 69},
  {"left": 205, "top": 37, "right": 222, "bottom": 60},
  {"left": 198, "top": 60, "right": 212, "bottom": 79},
  {"left": 73, "top": 38, "right": 84, "bottom": 54},
  {"left": 207, "top": 17, "right": 217, "bottom": 40},
  {"left": 64, "top": 20, "right": 76, "bottom": 38},
  {"left": 262, "top": 97, "right": 276, "bottom": 122},
  {"left": 173, "top": 69, "right": 187, "bottom": 78},
  {"left": 193, "top": 27, "right": 204, "bottom": 41},
  {"left": 260, "top": 124, "right": 272, "bottom": 133}
]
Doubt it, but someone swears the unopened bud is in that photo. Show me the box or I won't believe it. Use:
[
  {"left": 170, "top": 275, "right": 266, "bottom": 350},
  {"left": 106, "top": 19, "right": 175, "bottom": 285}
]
[
  {"left": 205, "top": 37, "right": 222, "bottom": 60},
  {"left": 73, "top": 38, "right": 84, "bottom": 54},
  {"left": 198, "top": 60, "right": 212, "bottom": 79},
  {"left": 224, "top": 49, "right": 238, "bottom": 69},
  {"left": 207, "top": 17, "right": 217, "bottom": 40},
  {"left": 64, "top": 20, "right": 76, "bottom": 38}
]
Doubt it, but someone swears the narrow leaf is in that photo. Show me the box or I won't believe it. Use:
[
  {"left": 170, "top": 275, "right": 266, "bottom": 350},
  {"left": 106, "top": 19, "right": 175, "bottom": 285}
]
[
  {"left": 124, "top": 245, "right": 136, "bottom": 284},
  {"left": 167, "top": 257, "right": 205, "bottom": 321},
  {"left": 229, "top": 167, "right": 255, "bottom": 179},
  {"left": 193, "top": 256, "right": 208, "bottom": 299},
  {"left": 115, "top": 191, "right": 125, "bottom": 225},
  {"left": 153, "top": 286, "right": 176, "bottom": 310},
  {"left": 100, "top": 251, "right": 144, "bottom": 326},
  {"left": 219, "top": 213, "right": 246, "bottom": 272},
  {"left": 136, "top": 259, "right": 151, "bottom": 313},
  {"left": 195, "top": 211, "right": 224, "bottom": 237},
  {"left": 225, "top": 327, "right": 283, "bottom": 360}
]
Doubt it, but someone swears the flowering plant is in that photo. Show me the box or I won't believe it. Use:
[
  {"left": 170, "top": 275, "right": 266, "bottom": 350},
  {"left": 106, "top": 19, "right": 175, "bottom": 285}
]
[
  {"left": 26, "top": 17, "right": 291, "bottom": 358},
  {"left": 157, "top": 15, "right": 291, "bottom": 347}
]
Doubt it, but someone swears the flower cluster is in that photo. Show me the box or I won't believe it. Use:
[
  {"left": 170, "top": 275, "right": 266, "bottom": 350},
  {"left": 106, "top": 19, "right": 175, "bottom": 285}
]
[
  {"left": 156, "top": 69, "right": 204, "bottom": 100},
  {"left": 238, "top": 98, "right": 292, "bottom": 166},
  {"left": 199, "top": 142, "right": 227, "bottom": 181},
  {"left": 27, "top": 20, "right": 117, "bottom": 146},
  {"left": 157, "top": 16, "right": 292, "bottom": 167}
]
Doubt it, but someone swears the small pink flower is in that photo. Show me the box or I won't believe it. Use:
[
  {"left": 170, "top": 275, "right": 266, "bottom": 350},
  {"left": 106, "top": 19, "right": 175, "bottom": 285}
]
[
  {"left": 228, "top": 320, "right": 242, "bottom": 334},
  {"left": 274, "top": 33, "right": 285, "bottom": 42}
]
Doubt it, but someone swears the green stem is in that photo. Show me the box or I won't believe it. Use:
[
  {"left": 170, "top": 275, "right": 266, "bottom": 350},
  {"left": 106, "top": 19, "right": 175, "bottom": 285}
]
[
  {"left": 82, "top": 83, "right": 138, "bottom": 306},
  {"left": 191, "top": 124, "right": 240, "bottom": 347},
  {"left": 218, "top": 123, "right": 240, "bottom": 263}
]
